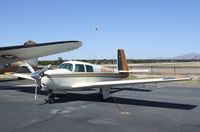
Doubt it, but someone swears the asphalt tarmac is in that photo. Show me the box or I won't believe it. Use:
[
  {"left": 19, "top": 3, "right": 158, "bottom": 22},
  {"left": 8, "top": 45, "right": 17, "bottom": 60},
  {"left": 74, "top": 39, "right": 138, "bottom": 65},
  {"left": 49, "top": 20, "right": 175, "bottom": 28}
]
[{"left": 0, "top": 80, "right": 200, "bottom": 132}]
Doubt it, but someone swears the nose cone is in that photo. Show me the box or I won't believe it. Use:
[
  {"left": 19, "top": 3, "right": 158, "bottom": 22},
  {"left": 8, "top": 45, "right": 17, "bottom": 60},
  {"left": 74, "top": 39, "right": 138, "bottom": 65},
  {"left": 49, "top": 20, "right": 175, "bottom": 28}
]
[{"left": 31, "top": 72, "right": 40, "bottom": 80}]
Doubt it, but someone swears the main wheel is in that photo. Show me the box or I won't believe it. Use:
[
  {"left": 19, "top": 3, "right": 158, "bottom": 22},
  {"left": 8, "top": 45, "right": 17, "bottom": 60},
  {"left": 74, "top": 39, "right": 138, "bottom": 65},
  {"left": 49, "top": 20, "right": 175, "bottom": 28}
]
[
  {"left": 48, "top": 90, "right": 55, "bottom": 104},
  {"left": 98, "top": 93, "right": 104, "bottom": 101},
  {"left": 48, "top": 95, "right": 55, "bottom": 104},
  {"left": 98, "top": 89, "right": 104, "bottom": 101}
]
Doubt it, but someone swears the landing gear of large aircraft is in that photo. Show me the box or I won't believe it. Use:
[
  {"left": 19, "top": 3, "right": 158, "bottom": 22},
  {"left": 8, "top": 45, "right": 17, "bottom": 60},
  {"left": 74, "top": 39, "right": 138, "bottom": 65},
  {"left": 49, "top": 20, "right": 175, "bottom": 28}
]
[
  {"left": 98, "top": 88, "right": 110, "bottom": 101},
  {"left": 48, "top": 90, "right": 55, "bottom": 104},
  {"left": 98, "top": 92, "right": 104, "bottom": 101},
  {"left": 98, "top": 88, "right": 107, "bottom": 101}
]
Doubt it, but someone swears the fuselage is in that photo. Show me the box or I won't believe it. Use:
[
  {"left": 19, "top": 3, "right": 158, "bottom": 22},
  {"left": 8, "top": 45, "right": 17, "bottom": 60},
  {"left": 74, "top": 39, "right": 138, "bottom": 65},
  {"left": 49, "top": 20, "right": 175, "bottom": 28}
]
[
  {"left": 0, "top": 62, "right": 21, "bottom": 74},
  {"left": 41, "top": 61, "right": 129, "bottom": 91},
  {"left": 0, "top": 59, "right": 38, "bottom": 74}
]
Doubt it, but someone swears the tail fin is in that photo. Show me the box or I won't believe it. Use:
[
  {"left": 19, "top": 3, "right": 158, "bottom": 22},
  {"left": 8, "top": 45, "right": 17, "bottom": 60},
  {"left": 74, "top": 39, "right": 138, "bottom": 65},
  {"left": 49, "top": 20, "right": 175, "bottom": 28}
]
[{"left": 117, "top": 49, "right": 129, "bottom": 72}]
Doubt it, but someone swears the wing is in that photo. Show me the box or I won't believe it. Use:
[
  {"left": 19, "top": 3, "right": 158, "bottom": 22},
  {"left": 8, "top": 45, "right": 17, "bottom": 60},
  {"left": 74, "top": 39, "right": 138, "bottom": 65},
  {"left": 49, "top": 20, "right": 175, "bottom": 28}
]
[
  {"left": 0, "top": 41, "right": 82, "bottom": 65},
  {"left": 72, "top": 77, "right": 191, "bottom": 88}
]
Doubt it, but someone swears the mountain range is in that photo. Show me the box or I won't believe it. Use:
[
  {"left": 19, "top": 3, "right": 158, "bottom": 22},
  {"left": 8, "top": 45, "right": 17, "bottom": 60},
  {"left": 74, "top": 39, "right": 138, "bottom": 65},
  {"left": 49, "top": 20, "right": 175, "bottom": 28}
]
[{"left": 172, "top": 53, "right": 200, "bottom": 59}]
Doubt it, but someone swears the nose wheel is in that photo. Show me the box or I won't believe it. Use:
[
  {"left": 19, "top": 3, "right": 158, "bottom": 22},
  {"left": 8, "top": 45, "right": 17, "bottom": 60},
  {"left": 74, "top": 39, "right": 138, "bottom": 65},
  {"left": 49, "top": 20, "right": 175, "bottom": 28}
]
[{"left": 48, "top": 90, "right": 55, "bottom": 104}]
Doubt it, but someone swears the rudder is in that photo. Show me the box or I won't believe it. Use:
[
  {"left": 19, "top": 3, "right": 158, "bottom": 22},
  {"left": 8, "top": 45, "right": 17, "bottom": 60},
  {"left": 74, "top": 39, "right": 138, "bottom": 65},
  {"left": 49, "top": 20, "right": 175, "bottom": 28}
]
[{"left": 117, "top": 49, "right": 129, "bottom": 71}]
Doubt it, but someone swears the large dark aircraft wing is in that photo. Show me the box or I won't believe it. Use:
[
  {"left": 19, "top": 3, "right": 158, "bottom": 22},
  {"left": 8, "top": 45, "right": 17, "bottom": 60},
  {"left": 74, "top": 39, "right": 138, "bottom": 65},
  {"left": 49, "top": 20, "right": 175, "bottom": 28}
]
[{"left": 0, "top": 41, "right": 82, "bottom": 65}]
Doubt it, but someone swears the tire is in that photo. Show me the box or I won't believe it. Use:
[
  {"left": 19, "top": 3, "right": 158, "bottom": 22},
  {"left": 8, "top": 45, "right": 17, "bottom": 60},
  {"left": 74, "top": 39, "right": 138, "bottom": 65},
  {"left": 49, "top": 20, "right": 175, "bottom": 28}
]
[
  {"left": 48, "top": 90, "right": 55, "bottom": 104},
  {"left": 48, "top": 95, "right": 55, "bottom": 104}
]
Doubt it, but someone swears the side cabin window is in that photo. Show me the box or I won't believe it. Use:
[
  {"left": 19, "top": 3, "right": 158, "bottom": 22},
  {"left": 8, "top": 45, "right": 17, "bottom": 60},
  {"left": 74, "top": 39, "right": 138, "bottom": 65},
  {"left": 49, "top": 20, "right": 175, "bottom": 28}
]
[
  {"left": 86, "top": 65, "right": 93, "bottom": 72},
  {"left": 74, "top": 64, "right": 85, "bottom": 72},
  {"left": 58, "top": 63, "right": 73, "bottom": 71}
]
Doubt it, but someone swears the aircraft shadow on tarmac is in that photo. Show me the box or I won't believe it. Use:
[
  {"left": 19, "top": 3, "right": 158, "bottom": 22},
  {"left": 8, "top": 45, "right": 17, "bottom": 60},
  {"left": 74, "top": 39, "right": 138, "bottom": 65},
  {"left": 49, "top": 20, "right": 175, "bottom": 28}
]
[
  {"left": 111, "top": 87, "right": 152, "bottom": 93},
  {"left": 0, "top": 85, "right": 197, "bottom": 110}
]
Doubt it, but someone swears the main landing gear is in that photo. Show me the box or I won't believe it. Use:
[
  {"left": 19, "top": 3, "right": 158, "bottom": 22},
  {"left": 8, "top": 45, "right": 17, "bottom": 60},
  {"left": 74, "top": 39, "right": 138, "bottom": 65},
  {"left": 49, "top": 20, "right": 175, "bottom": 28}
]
[
  {"left": 98, "top": 87, "right": 111, "bottom": 101},
  {"left": 48, "top": 90, "right": 55, "bottom": 104}
]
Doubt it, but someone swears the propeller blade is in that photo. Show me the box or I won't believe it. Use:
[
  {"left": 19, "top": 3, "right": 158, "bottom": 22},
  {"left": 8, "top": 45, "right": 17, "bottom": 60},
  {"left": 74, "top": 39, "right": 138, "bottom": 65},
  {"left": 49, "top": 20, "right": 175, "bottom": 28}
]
[
  {"left": 13, "top": 73, "right": 35, "bottom": 80},
  {"left": 35, "top": 82, "right": 38, "bottom": 101},
  {"left": 24, "top": 64, "right": 51, "bottom": 101},
  {"left": 25, "top": 63, "right": 35, "bottom": 73},
  {"left": 37, "top": 64, "right": 51, "bottom": 76},
  {"left": 14, "top": 63, "right": 51, "bottom": 101},
  {"left": 34, "top": 65, "right": 51, "bottom": 101},
  {"left": 31, "top": 64, "right": 51, "bottom": 80}
]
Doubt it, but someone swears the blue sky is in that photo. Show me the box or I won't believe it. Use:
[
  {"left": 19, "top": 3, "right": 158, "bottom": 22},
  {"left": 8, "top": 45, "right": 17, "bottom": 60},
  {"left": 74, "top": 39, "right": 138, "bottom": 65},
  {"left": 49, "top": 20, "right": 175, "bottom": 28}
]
[{"left": 0, "top": 0, "right": 200, "bottom": 60}]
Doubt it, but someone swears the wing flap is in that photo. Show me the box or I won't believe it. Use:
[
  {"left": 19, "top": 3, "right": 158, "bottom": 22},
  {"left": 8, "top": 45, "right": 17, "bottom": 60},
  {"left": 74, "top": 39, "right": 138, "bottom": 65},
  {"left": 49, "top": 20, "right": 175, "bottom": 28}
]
[{"left": 72, "top": 77, "right": 191, "bottom": 88}]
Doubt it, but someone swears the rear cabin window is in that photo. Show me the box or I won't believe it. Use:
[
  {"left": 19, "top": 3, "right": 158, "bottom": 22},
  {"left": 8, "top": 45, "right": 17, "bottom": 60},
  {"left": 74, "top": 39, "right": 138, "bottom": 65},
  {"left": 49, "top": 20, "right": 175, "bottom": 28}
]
[
  {"left": 86, "top": 65, "right": 93, "bottom": 72},
  {"left": 74, "top": 64, "right": 85, "bottom": 72},
  {"left": 58, "top": 63, "right": 73, "bottom": 71}
]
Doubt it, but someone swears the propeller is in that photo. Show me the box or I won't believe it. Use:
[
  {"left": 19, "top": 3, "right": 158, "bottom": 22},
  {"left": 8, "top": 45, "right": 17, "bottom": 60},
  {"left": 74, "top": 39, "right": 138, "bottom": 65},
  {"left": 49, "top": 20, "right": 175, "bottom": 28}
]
[{"left": 25, "top": 63, "right": 51, "bottom": 100}]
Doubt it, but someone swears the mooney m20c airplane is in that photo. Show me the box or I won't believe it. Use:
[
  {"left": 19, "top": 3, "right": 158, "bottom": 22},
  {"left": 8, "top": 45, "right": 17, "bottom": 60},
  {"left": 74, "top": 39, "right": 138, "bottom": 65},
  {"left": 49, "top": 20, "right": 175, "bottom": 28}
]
[
  {"left": 0, "top": 40, "right": 82, "bottom": 73},
  {"left": 14, "top": 49, "right": 191, "bottom": 104}
]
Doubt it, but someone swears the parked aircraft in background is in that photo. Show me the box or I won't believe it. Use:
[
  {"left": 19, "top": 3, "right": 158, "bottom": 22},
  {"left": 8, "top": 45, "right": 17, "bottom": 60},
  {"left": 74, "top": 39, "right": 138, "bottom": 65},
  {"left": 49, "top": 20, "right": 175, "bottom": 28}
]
[
  {"left": 14, "top": 49, "right": 191, "bottom": 104},
  {"left": 0, "top": 40, "right": 82, "bottom": 74}
]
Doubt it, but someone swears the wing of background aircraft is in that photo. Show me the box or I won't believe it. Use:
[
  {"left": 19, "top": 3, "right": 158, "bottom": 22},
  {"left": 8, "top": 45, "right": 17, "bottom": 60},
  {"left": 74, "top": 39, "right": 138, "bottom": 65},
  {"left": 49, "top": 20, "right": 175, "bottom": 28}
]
[
  {"left": 72, "top": 77, "right": 191, "bottom": 89},
  {"left": 0, "top": 40, "right": 82, "bottom": 65}
]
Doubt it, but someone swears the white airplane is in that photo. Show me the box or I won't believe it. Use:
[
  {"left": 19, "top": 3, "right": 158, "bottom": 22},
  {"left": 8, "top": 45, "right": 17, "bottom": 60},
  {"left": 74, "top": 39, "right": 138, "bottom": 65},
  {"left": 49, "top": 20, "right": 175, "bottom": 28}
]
[
  {"left": 14, "top": 49, "right": 191, "bottom": 104},
  {"left": 0, "top": 40, "right": 82, "bottom": 73}
]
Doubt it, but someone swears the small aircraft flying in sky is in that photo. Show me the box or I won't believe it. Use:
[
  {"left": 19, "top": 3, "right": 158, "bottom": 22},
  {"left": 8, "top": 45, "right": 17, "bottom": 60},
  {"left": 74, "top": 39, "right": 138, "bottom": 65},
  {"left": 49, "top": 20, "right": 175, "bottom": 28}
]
[
  {"left": 14, "top": 49, "right": 191, "bottom": 104},
  {"left": 0, "top": 40, "right": 82, "bottom": 74}
]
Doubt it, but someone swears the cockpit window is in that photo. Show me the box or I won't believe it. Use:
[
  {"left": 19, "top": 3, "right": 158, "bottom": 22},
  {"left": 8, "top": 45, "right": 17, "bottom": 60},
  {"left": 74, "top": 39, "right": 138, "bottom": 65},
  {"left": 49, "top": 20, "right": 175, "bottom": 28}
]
[
  {"left": 58, "top": 63, "right": 73, "bottom": 71},
  {"left": 74, "top": 64, "right": 85, "bottom": 72},
  {"left": 86, "top": 65, "right": 93, "bottom": 72}
]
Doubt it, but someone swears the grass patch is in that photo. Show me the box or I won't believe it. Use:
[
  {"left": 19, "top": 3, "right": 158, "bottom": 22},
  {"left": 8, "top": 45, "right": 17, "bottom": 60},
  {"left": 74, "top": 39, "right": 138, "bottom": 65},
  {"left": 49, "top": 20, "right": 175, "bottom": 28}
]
[{"left": 125, "top": 75, "right": 137, "bottom": 80}]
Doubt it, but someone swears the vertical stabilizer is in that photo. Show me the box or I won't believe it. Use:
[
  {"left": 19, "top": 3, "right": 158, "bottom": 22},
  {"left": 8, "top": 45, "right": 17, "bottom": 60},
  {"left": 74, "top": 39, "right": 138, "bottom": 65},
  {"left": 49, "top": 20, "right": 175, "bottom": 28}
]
[{"left": 117, "top": 49, "right": 129, "bottom": 71}]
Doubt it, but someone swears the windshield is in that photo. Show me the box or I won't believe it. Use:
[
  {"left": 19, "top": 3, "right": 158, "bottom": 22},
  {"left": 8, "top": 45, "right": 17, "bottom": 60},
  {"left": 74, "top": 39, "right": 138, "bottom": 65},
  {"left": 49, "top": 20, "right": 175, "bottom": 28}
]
[{"left": 58, "top": 63, "right": 73, "bottom": 71}]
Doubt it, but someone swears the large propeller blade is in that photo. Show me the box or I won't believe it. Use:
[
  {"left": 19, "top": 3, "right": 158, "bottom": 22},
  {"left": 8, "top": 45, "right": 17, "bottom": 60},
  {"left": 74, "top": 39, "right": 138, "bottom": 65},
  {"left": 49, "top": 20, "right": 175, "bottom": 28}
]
[
  {"left": 34, "top": 81, "right": 38, "bottom": 101},
  {"left": 25, "top": 63, "right": 51, "bottom": 100},
  {"left": 25, "top": 62, "right": 35, "bottom": 73}
]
